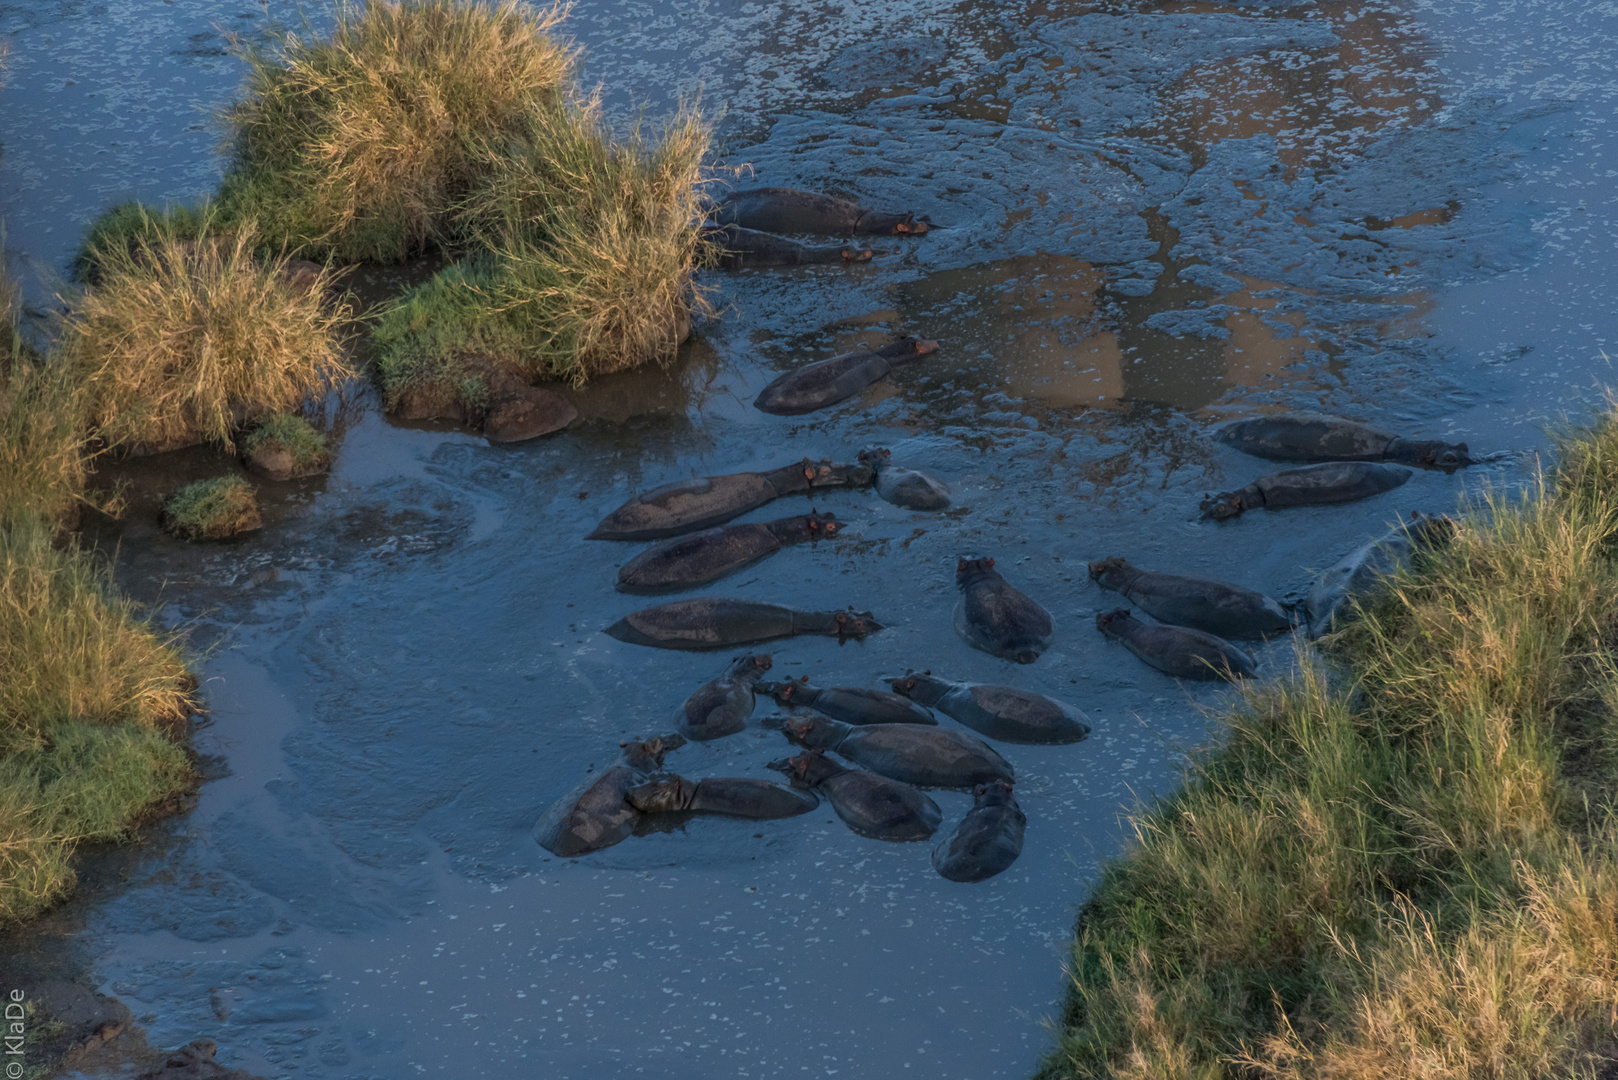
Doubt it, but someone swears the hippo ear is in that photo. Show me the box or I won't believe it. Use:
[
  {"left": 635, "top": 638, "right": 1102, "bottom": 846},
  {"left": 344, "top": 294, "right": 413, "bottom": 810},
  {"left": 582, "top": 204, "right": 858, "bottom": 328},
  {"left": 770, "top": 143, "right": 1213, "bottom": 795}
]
[
  {"left": 987, "top": 557, "right": 996, "bottom": 568},
  {"left": 924, "top": 669, "right": 931, "bottom": 675},
  {"left": 619, "top": 741, "right": 629, "bottom": 748},
  {"left": 1458, "top": 442, "right": 1469, "bottom": 452},
  {"left": 974, "top": 784, "right": 986, "bottom": 796},
  {"left": 835, "top": 612, "right": 848, "bottom": 625}
]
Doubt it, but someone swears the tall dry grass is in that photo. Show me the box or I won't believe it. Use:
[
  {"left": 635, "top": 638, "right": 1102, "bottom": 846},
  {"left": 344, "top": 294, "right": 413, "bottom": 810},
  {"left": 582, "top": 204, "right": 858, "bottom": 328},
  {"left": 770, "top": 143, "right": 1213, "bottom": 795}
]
[
  {"left": 219, "top": 0, "right": 576, "bottom": 262},
  {"left": 1041, "top": 414, "right": 1618, "bottom": 1079},
  {"left": 60, "top": 213, "right": 354, "bottom": 452},
  {"left": 373, "top": 97, "right": 712, "bottom": 403}
]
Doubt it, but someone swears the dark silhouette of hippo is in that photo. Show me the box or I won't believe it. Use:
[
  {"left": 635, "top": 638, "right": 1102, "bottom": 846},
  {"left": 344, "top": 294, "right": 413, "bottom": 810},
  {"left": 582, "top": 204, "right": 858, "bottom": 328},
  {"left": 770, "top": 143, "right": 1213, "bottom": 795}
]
[
  {"left": 768, "top": 750, "right": 942, "bottom": 841},
  {"left": 779, "top": 714, "right": 1013, "bottom": 790},
  {"left": 701, "top": 225, "right": 872, "bottom": 269},
  {"left": 1217, "top": 413, "right": 1471, "bottom": 473},
  {"left": 754, "top": 337, "right": 939, "bottom": 416},
  {"left": 709, "top": 187, "right": 932, "bottom": 235},
  {"left": 1087, "top": 557, "right": 1291, "bottom": 640},
  {"left": 889, "top": 672, "right": 1090, "bottom": 745},
  {"left": 677, "top": 654, "right": 773, "bottom": 741},
  {"left": 625, "top": 775, "right": 819, "bottom": 818},
  {"left": 955, "top": 556, "right": 1053, "bottom": 663},
  {"left": 1304, "top": 512, "right": 1455, "bottom": 637},
  {"left": 605, "top": 598, "right": 881, "bottom": 650},
  {"left": 1200, "top": 462, "right": 1411, "bottom": 521},
  {"left": 932, "top": 780, "right": 1026, "bottom": 883},
  {"left": 859, "top": 446, "right": 952, "bottom": 511},
  {"left": 1095, "top": 609, "right": 1256, "bottom": 682},
  {"left": 533, "top": 735, "right": 684, "bottom": 857},
  {"left": 617, "top": 512, "right": 841, "bottom": 593},
  {"left": 759, "top": 675, "right": 937, "bottom": 726},
  {"left": 588, "top": 458, "right": 872, "bottom": 541}
]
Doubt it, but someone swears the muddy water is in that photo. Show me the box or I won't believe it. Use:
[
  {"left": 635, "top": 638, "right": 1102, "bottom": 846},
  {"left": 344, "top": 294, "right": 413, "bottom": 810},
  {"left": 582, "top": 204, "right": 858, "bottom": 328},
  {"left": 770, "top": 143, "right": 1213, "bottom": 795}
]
[{"left": 4, "top": 0, "right": 1618, "bottom": 1076}]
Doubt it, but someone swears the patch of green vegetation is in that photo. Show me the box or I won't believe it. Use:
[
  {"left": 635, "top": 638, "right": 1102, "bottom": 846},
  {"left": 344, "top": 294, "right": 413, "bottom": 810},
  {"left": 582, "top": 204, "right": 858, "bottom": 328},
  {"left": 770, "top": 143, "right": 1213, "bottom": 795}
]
[
  {"left": 58, "top": 211, "right": 353, "bottom": 453},
  {"left": 1040, "top": 414, "right": 1618, "bottom": 1079},
  {"left": 161, "top": 476, "right": 261, "bottom": 541},
  {"left": 70, "top": 200, "right": 212, "bottom": 284},
  {"left": 372, "top": 98, "right": 711, "bottom": 403},
  {"left": 218, "top": 0, "right": 577, "bottom": 263},
  {"left": 242, "top": 411, "right": 330, "bottom": 470}
]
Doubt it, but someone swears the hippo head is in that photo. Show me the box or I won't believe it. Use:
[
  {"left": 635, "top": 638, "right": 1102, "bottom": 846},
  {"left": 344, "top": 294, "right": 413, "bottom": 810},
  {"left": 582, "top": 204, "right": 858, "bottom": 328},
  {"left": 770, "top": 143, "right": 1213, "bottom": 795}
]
[
  {"left": 955, "top": 556, "right": 997, "bottom": 588},
  {"left": 841, "top": 248, "right": 874, "bottom": 262},
  {"left": 858, "top": 446, "right": 893, "bottom": 469},
  {"left": 809, "top": 460, "right": 875, "bottom": 489},
  {"left": 626, "top": 775, "right": 696, "bottom": 813},
  {"left": 731, "top": 653, "right": 773, "bottom": 679},
  {"left": 765, "top": 749, "right": 836, "bottom": 787},
  {"left": 620, "top": 733, "right": 687, "bottom": 770},
  {"left": 1199, "top": 492, "right": 1246, "bottom": 521},
  {"left": 833, "top": 610, "right": 882, "bottom": 640},
  {"left": 1422, "top": 442, "right": 1471, "bottom": 473},
  {"left": 1087, "top": 556, "right": 1129, "bottom": 583},
  {"left": 974, "top": 779, "right": 1015, "bottom": 806},
  {"left": 780, "top": 714, "right": 840, "bottom": 750},
  {"left": 806, "top": 511, "right": 840, "bottom": 538},
  {"left": 860, "top": 210, "right": 931, "bottom": 235},
  {"left": 763, "top": 675, "right": 811, "bottom": 705},
  {"left": 907, "top": 337, "right": 940, "bottom": 356},
  {"left": 1095, "top": 608, "right": 1132, "bottom": 635}
]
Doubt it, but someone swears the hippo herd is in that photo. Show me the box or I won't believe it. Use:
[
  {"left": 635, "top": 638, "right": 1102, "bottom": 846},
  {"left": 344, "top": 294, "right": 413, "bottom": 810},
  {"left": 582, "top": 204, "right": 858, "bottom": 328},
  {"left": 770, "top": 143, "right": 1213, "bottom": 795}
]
[{"left": 535, "top": 187, "right": 1479, "bottom": 885}]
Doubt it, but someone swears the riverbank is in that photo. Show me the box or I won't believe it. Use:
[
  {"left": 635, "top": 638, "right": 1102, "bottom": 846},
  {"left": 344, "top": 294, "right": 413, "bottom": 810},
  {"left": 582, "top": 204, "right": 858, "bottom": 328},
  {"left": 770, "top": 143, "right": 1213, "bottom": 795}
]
[{"left": 1041, "top": 416, "right": 1618, "bottom": 1077}]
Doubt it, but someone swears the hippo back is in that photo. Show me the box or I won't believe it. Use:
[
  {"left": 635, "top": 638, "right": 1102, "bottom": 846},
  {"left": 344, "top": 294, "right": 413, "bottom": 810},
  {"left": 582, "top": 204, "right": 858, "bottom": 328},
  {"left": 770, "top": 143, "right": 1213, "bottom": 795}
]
[
  {"left": 953, "top": 684, "right": 1091, "bottom": 744},
  {"left": 932, "top": 785, "right": 1027, "bottom": 882},
  {"left": 821, "top": 770, "right": 943, "bottom": 841},
  {"left": 619, "top": 524, "right": 784, "bottom": 593},
  {"left": 1217, "top": 413, "right": 1397, "bottom": 462},
  {"left": 534, "top": 766, "right": 642, "bottom": 857},
  {"left": 839, "top": 726, "right": 1014, "bottom": 789},
  {"left": 755, "top": 352, "right": 886, "bottom": 415},
  {"left": 591, "top": 473, "right": 778, "bottom": 540},
  {"left": 1120, "top": 571, "right": 1292, "bottom": 640},
  {"left": 714, "top": 188, "right": 864, "bottom": 233},
  {"left": 875, "top": 467, "right": 952, "bottom": 511}
]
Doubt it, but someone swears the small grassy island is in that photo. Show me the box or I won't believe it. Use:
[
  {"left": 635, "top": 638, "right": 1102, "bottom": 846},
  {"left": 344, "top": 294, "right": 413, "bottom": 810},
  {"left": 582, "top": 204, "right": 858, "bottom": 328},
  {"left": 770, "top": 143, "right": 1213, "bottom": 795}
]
[{"left": 1041, "top": 423, "right": 1618, "bottom": 1076}]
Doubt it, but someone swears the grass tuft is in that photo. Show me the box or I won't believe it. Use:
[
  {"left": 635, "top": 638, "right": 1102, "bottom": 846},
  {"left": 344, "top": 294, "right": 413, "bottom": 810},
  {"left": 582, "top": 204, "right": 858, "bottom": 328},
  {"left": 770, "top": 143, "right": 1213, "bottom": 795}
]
[
  {"left": 1041, "top": 408, "right": 1618, "bottom": 1079},
  {"left": 71, "top": 201, "right": 212, "bottom": 284},
  {"left": 242, "top": 411, "right": 330, "bottom": 471},
  {"left": 161, "top": 476, "right": 261, "bottom": 541},
  {"left": 218, "top": 0, "right": 577, "bottom": 263},
  {"left": 58, "top": 210, "right": 354, "bottom": 453}
]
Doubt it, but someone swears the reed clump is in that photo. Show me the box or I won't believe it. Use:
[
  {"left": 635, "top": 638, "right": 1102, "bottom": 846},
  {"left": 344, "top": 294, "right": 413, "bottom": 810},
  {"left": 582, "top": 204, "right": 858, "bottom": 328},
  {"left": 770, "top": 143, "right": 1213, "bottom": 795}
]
[
  {"left": 59, "top": 212, "right": 353, "bottom": 454},
  {"left": 161, "top": 476, "right": 262, "bottom": 541},
  {"left": 372, "top": 97, "right": 712, "bottom": 409},
  {"left": 218, "top": 0, "right": 577, "bottom": 263},
  {"left": 242, "top": 412, "right": 331, "bottom": 476},
  {"left": 1040, "top": 410, "right": 1618, "bottom": 1079}
]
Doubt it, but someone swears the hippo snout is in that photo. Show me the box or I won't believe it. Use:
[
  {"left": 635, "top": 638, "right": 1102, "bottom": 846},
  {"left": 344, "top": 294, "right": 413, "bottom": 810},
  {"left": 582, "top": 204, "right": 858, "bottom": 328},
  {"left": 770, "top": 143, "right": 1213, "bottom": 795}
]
[{"left": 912, "top": 338, "right": 940, "bottom": 356}]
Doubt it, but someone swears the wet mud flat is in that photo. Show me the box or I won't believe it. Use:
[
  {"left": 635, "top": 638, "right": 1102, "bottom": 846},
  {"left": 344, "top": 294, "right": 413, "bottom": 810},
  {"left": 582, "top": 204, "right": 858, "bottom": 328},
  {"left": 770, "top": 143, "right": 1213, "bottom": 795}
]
[{"left": 4, "top": 0, "right": 1618, "bottom": 1076}]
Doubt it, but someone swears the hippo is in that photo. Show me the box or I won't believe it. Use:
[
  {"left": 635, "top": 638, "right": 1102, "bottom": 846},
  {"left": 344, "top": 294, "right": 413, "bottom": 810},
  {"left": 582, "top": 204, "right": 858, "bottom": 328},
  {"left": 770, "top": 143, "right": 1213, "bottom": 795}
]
[
  {"left": 932, "top": 780, "right": 1026, "bottom": 883},
  {"left": 1304, "top": 512, "right": 1455, "bottom": 637},
  {"left": 767, "top": 750, "right": 942, "bottom": 841},
  {"left": 1200, "top": 462, "right": 1412, "bottom": 521},
  {"left": 701, "top": 225, "right": 873, "bottom": 269},
  {"left": 889, "top": 672, "right": 1090, "bottom": 745},
  {"left": 588, "top": 458, "right": 873, "bottom": 541},
  {"left": 859, "top": 446, "right": 952, "bottom": 511},
  {"left": 708, "top": 187, "right": 932, "bottom": 235},
  {"left": 533, "top": 735, "right": 684, "bottom": 857},
  {"left": 955, "top": 557, "right": 1053, "bottom": 663},
  {"left": 1087, "top": 557, "right": 1291, "bottom": 640},
  {"left": 779, "top": 714, "right": 1013, "bottom": 790},
  {"left": 754, "top": 337, "right": 939, "bottom": 416},
  {"left": 759, "top": 675, "right": 937, "bottom": 726},
  {"left": 1095, "top": 609, "right": 1257, "bottom": 682},
  {"left": 625, "top": 775, "right": 819, "bottom": 818},
  {"left": 605, "top": 598, "right": 881, "bottom": 650},
  {"left": 1216, "top": 413, "right": 1471, "bottom": 473},
  {"left": 677, "top": 654, "right": 773, "bottom": 741},
  {"left": 617, "top": 512, "right": 841, "bottom": 593}
]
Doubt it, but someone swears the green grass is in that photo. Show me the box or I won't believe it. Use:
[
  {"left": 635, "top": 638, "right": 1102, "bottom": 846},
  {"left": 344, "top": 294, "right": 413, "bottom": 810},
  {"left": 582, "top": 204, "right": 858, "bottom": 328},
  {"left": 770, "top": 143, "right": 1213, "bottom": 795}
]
[
  {"left": 58, "top": 211, "right": 354, "bottom": 453},
  {"left": 218, "top": 0, "right": 577, "bottom": 263},
  {"left": 70, "top": 200, "right": 212, "bottom": 284},
  {"left": 372, "top": 96, "right": 712, "bottom": 405},
  {"left": 1040, "top": 416, "right": 1618, "bottom": 1079},
  {"left": 0, "top": 515, "right": 196, "bottom": 924},
  {"left": 242, "top": 411, "right": 330, "bottom": 471},
  {"left": 161, "top": 476, "right": 261, "bottom": 541}
]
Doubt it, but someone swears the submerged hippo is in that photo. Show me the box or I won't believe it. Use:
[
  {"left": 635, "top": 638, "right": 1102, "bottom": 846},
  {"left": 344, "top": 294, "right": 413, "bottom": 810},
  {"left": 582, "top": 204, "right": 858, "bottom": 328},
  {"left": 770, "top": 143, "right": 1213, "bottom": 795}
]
[
  {"left": 589, "top": 458, "right": 872, "bottom": 541},
  {"left": 768, "top": 750, "right": 942, "bottom": 841},
  {"left": 1200, "top": 462, "right": 1411, "bottom": 521},
  {"left": 955, "top": 557, "right": 1053, "bottom": 663},
  {"left": 754, "top": 338, "right": 939, "bottom": 416},
  {"left": 605, "top": 598, "right": 881, "bottom": 650},
  {"left": 625, "top": 775, "right": 819, "bottom": 818},
  {"left": 889, "top": 672, "right": 1090, "bottom": 745},
  {"left": 701, "top": 225, "right": 872, "bottom": 269},
  {"left": 677, "top": 654, "right": 772, "bottom": 741},
  {"left": 932, "top": 780, "right": 1026, "bottom": 883},
  {"left": 1087, "top": 557, "right": 1291, "bottom": 640},
  {"left": 533, "top": 735, "right": 684, "bottom": 857},
  {"left": 709, "top": 187, "right": 932, "bottom": 235},
  {"left": 1217, "top": 413, "right": 1471, "bottom": 473},
  {"left": 1095, "top": 609, "right": 1257, "bottom": 682},
  {"left": 859, "top": 446, "right": 952, "bottom": 511},
  {"left": 617, "top": 512, "right": 840, "bottom": 593},
  {"left": 1304, "top": 512, "right": 1455, "bottom": 637},
  {"left": 780, "top": 714, "right": 1013, "bottom": 790},
  {"left": 760, "top": 675, "right": 937, "bottom": 726}
]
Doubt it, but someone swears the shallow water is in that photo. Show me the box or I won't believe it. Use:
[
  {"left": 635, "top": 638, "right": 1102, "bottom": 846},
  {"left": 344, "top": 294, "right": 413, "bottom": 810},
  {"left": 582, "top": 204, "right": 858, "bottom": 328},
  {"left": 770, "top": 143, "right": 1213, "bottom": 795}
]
[{"left": 3, "top": 0, "right": 1618, "bottom": 1076}]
